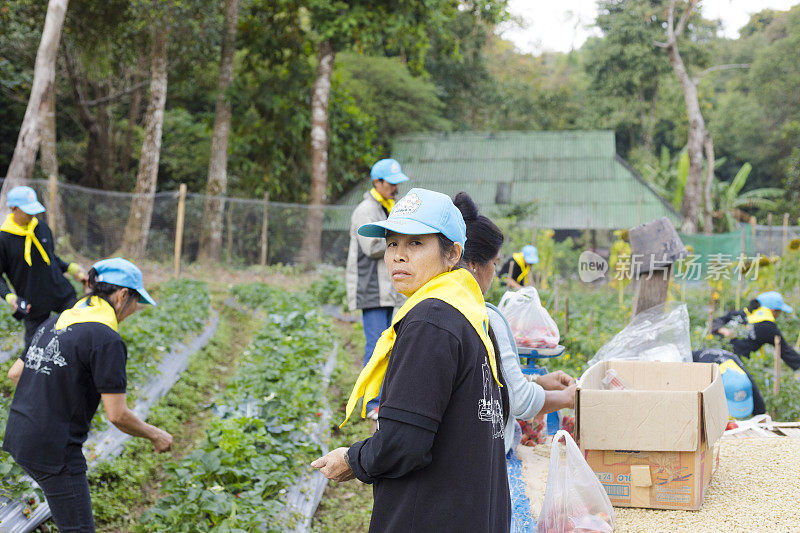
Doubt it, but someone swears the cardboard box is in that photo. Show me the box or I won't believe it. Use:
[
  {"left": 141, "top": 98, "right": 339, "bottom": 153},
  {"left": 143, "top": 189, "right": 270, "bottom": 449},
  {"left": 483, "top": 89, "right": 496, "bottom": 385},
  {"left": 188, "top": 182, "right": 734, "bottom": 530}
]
[{"left": 576, "top": 360, "right": 729, "bottom": 510}]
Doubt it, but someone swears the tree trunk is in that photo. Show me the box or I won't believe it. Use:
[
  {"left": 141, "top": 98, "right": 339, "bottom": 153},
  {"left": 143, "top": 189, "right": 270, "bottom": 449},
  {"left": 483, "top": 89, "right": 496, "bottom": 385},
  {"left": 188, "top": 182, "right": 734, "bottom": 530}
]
[
  {"left": 197, "top": 0, "right": 240, "bottom": 263},
  {"left": 298, "top": 39, "right": 335, "bottom": 265},
  {"left": 39, "top": 83, "right": 66, "bottom": 238},
  {"left": 120, "top": 63, "right": 144, "bottom": 176},
  {"left": 118, "top": 28, "right": 169, "bottom": 259},
  {"left": 64, "top": 49, "right": 113, "bottom": 189},
  {"left": 702, "top": 132, "right": 715, "bottom": 234},
  {"left": 641, "top": 87, "right": 658, "bottom": 154},
  {"left": 0, "top": 0, "right": 69, "bottom": 216},
  {"left": 663, "top": 5, "right": 704, "bottom": 235}
]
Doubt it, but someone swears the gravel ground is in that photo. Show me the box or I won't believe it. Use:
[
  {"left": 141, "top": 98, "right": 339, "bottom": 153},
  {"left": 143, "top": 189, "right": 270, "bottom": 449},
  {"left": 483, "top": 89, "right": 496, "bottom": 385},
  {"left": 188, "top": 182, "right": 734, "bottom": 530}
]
[{"left": 614, "top": 438, "right": 800, "bottom": 532}]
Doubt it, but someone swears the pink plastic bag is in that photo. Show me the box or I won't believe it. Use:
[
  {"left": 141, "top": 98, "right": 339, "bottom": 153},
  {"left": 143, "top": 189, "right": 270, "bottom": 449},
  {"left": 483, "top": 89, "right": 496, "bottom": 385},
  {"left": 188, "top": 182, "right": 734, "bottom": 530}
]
[
  {"left": 498, "top": 287, "right": 559, "bottom": 349},
  {"left": 537, "top": 430, "right": 614, "bottom": 533}
]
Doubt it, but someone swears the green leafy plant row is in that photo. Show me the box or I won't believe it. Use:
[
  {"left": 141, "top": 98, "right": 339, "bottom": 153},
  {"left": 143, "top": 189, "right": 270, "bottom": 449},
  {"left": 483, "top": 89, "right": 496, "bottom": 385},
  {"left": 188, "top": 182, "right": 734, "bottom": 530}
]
[{"left": 139, "top": 283, "right": 333, "bottom": 532}]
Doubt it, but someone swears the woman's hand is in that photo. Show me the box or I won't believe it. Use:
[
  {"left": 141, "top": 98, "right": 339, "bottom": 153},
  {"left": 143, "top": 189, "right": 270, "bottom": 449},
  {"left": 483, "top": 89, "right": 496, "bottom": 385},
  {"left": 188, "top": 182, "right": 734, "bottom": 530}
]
[
  {"left": 540, "top": 383, "right": 577, "bottom": 414},
  {"left": 311, "top": 447, "right": 356, "bottom": 482},
  {"left": 537, "top": 370, "right": 575, "bottom": 391},
  {"left": 151, "top": 428, "right": 174, "bottom": 453},
  {"left": 717, "top": 327, "right": 737, "bottom": 339}
]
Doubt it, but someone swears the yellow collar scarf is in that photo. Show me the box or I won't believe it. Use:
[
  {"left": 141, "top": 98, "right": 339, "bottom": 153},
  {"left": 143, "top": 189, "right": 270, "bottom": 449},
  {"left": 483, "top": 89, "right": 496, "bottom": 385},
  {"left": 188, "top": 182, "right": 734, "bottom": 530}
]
[
  {"left": 369, "top": 188, "right": 395, "bottom": 213},
  {"left": 512, "top": 252, "right": 531, "bottom": 284},
  {"left": 55, "top": 296, "right": 119, "bottom": 332},
  {"left": 341, "top": 268, "right": 500, "bottom": 427},
  {"left": 1, "top": 214, "right": 50, "bottom": 266},
  {"left": 744, "top": 306, "right": 775, "bottom": 324}
]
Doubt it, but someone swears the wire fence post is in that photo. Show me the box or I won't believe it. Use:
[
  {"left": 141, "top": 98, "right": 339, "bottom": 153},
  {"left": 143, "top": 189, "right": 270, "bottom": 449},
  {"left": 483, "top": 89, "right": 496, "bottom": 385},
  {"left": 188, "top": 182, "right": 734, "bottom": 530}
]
[
  {"left": 783, "top": 213, "right": 789, "bottom": 252},
  {"left": 767, "top": 212, "right": 774, "bottom": 256},
  {"left": 173, "top": 183, "right": 187, "bottom": 278},
  {"left": 774, "top": 335, "right": 781, "bottom": 396},
  {"left": 260, "top": 192, "right": 269, "bottom": 266},
  {"left": 48, "top": 174, "right": 58, "bottom": 233}
]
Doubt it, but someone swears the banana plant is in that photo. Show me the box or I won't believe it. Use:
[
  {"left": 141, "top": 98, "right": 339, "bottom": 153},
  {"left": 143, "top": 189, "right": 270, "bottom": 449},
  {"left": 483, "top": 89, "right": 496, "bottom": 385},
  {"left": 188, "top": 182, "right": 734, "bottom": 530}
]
[{"left": 715, "top": 162, "right": 784, "bottom": 231}]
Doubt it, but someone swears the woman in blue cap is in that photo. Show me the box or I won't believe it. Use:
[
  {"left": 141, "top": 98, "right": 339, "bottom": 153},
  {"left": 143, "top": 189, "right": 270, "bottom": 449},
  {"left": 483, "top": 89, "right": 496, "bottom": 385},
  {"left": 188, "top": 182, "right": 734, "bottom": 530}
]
[
  {"left": 4, "top": 258, "right": 172, "bottom": 533},
  {"left": 712, "top": 291, "right": 800, "bottom": 371},
  {"left": 0, "top": 185, "right": 88, "bottom": 351},
  {"left": 312, "top": 188, "right": 511, "bottom": 532},
  {"left": 500, "top": 244, "right": 538, "bottom": 289}
]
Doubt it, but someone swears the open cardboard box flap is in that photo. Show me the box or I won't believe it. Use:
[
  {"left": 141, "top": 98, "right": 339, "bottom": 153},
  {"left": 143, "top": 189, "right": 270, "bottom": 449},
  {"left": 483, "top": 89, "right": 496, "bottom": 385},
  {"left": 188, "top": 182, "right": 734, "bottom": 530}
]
[{"left": 578, "top": 361, "right": 729, "bottom": 452}]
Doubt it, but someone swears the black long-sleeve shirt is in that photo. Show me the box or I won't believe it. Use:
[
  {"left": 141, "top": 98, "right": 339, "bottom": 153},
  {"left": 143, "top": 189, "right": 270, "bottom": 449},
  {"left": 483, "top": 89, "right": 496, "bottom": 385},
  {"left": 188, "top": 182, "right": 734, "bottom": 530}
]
[
  {"left": 347, "top": 299, "right": 510, "bottom": 533},
  {"left": 0, "top": 220, "right": 76, "bottom": 319},
  {"left": 713, "top": 309, "right": 800, "bottom": 370}
]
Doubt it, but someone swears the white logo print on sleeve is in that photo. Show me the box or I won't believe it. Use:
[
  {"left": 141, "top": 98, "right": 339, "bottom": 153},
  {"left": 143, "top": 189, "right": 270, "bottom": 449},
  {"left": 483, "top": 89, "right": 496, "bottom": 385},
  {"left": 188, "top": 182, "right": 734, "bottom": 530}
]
[
  {"left": 477, "top": 361, "right": 504, "bottom": 438},
  {"left": 25, "top": 325, "right": 69, "bottom": 375}
]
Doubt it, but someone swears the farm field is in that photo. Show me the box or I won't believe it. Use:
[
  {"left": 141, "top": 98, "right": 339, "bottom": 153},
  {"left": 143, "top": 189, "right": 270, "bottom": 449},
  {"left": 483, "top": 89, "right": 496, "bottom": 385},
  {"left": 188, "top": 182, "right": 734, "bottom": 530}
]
[{"left": 0, "top": 265, "right": 797, "bottom": 532}]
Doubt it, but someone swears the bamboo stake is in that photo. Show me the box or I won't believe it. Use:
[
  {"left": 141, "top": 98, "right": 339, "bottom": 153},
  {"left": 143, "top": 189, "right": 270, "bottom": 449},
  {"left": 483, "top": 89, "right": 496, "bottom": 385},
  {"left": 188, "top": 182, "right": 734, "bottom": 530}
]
[
  {"left": 736, "top": 227, "right": 745, "bottom": 310},
  {"left": 750, "top": 215, "right": 757, "bottom": 251},
  {"left": 783, "top": 213, "right": 790, "bottom": 252},
  {"left": 587, "top": 308, "right": 594, "bottom": 337},
  {"left": 259, "top": 192, "right": 269, "bottom": 266},
  {"left": 564, "top": 293, "right": 570, "bottom": 334},
  {"left": 554, "top": 282, "right": 560, "bottom": 315},
  {"left": 224, "top": 201, "right": 233, "bottom": 263},
  {"left": 774, "top": 335, "right": 781, "bottom": 396},
  {"left": 48, "top": 174, "right": 58, "bottom": 237},
  {"left": 768, "top": 213, "right": 774, "bottom": 256},
  {"left": 173, "top": 183, "right": 187, "bottom": 278}
]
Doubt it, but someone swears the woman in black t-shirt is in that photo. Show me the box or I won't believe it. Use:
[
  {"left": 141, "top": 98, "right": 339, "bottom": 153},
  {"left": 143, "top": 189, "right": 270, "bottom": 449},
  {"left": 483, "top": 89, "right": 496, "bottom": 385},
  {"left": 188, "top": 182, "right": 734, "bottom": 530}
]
[
  {"left": 312, "top": 188, "right": 511, "bottom": 532},
  {"left": 3, "top": 258, "right": 172, "bottom": 533}
]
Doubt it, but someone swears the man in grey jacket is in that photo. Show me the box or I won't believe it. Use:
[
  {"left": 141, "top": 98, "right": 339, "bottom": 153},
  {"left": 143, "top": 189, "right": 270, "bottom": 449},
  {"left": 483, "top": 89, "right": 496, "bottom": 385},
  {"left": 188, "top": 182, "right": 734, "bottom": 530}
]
[{"left": 345, "top": 158, "right": 409, "bottom": 419}]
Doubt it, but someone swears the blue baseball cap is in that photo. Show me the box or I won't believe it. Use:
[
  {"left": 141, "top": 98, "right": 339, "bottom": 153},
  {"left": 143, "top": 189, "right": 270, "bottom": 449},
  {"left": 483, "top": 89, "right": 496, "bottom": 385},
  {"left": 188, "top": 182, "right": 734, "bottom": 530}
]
[
  {"left": 756, "top": 291, "right": 793, "bottom": 314},
  {"left": 719, "top": 359, "right": 753, "bottom": 419},
  {"left": 7, "top": 186, "right": 45, "bottom": 215},
  {"left": 358, "top": 188, "right": 467, "bottom": 247},
  {"left": 522, "top": 245, "right": 539, "bottom": 264},
  {"left": 91, "top": 257, "right": 157, "bottom": 306},
  {"left": 371, "top": 159, "right": 410, "bottom": 185}
]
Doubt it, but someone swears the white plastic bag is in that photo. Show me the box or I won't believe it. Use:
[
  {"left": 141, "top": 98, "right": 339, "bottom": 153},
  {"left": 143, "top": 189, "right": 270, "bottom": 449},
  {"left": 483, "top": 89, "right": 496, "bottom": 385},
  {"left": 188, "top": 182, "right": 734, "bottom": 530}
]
[
  {"left": 498, "top": 287, "right": 559, "bottom": 349},
  {"left": 588, "top": 302, "right": 691, "bottom": 367},
  {"left": 537, "top": 430, "right": 614, "bottom": 533}
]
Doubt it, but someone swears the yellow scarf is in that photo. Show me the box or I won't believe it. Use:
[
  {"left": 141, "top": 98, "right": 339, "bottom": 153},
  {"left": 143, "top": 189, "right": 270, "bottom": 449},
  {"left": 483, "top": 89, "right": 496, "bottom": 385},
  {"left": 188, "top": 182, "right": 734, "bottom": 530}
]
[
  {"left": 512, "top": 252, "right": 531, "bottom": 284},
  {"left": 1, "top": 214, "right": 50, "bottom": 266},
  {"left": 55, "top": 296, "right": 119, "bottom": 332},
  {"left": 341, "top": 268, "right": 500, "bottom": 427},
  {"left": 369, "top": 188, "right": 395, "bottom": 213},
  {"left": 744, "top": 306, "right": 775, "bottom": 324}
]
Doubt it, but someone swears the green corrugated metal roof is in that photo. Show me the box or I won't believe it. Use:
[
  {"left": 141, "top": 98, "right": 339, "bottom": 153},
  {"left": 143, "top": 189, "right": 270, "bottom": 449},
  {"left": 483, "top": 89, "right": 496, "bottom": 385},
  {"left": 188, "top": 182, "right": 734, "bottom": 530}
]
[{"left": 337, "top": 131, "right": 679, "bottom": 230}]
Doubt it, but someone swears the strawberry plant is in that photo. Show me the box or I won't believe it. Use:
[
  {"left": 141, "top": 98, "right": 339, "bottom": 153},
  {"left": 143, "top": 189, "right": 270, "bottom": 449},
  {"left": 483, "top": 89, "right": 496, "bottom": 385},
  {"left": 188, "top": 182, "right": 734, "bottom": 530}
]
[{"left": 140, "top": 283, "right": 332, "bottom": 532}]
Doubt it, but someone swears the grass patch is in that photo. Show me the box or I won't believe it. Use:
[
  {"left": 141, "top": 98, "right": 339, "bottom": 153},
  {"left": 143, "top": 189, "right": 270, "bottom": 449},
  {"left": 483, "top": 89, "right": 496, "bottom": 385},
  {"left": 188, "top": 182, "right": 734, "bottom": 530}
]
[{"left": 311, "top": 320, "right": 373, "bottom": 533}]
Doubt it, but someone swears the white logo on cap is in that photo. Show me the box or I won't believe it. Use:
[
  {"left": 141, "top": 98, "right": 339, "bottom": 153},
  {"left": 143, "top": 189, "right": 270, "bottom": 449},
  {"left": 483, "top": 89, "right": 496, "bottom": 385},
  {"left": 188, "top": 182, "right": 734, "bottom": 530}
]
[
  {"left": 734, "top": 390, "right": 747, "bottom": 401},
  {"left": 392, "top": 194, "right": 421, "bottom": 217},
  {"left": 390, "top": 162, "right": 400, "bottom": 173}
]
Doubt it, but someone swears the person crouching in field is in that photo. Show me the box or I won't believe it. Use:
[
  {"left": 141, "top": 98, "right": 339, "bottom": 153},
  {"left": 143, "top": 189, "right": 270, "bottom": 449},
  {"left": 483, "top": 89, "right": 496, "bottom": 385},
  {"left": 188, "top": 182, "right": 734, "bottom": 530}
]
[
  {"left": 313, "top": 188, "right": 511, "bottom": 532},
  {"left": 3, "top": 258, "right": 172, "bottom": 533}
]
